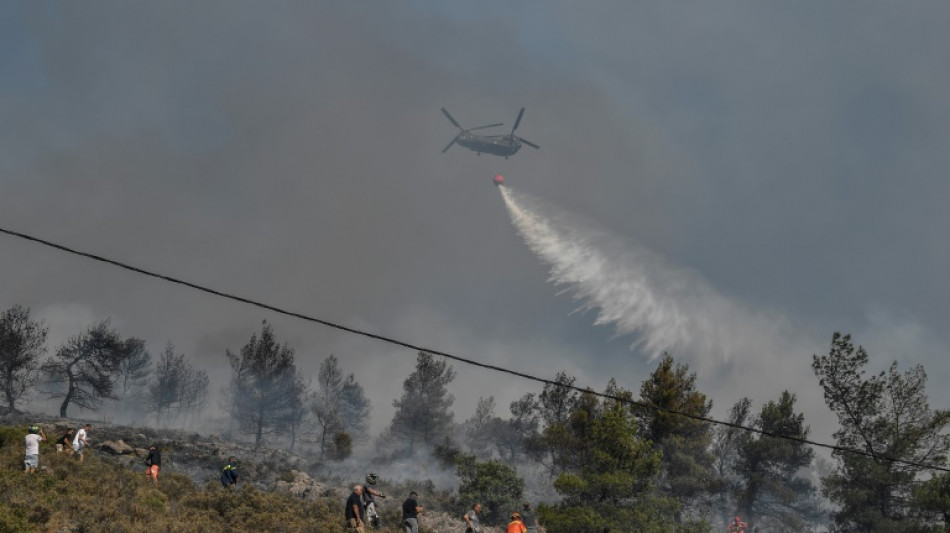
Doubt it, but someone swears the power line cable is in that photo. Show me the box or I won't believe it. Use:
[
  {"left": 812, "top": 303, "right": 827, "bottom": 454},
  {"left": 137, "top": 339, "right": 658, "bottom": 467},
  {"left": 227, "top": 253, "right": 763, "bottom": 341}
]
[{"left": 1, "top": 225, "right": 948, "bottom": 473}]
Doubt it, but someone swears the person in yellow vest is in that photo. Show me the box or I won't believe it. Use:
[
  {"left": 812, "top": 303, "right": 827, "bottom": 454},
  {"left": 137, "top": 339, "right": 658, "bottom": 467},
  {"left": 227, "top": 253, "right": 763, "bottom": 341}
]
[{"left": 506, "top": 512, "right": 527, "bottom": 533}]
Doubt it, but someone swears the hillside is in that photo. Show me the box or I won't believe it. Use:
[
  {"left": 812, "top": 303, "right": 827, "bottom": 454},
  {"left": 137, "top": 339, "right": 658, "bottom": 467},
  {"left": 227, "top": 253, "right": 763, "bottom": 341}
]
[{"left": 0, "top": 414, "right": 487, "bottom": 533}]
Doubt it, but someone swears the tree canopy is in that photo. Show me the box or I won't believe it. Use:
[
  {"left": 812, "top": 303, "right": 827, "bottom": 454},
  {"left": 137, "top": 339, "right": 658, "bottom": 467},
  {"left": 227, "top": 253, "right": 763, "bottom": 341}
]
[{"left": 0, "top": 305, "right": 47, "bottom": 411}]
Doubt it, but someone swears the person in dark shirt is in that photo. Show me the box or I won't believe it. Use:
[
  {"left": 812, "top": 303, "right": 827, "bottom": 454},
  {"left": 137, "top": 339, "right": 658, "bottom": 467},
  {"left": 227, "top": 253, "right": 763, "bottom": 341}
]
[
  {"left": 143, "top": 445, "right": 161, "bottom": 486},
  {"left": 221, "top": 456, "right": 240, "bottom": 488},
  {"left": 55, "top": 429, "right": 75, "bottom": 455},
  {"left": 345, "top": 485, "right": 365, "bottom": 532},
  {"left": 521, "top": 502, "right": 537, "bottom": 532},
  {"left": 401, "top": 491, "right": 422, "bottom": 533}
]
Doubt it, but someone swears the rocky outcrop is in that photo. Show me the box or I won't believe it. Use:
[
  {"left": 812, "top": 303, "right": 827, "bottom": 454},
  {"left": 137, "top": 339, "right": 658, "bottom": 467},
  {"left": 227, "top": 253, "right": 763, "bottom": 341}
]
[
  {"left": 274, "top": 470, "right": 331, "bottom": 500},
  {"left": 99, "top": 439, "right": 135, "bottom": 455}
]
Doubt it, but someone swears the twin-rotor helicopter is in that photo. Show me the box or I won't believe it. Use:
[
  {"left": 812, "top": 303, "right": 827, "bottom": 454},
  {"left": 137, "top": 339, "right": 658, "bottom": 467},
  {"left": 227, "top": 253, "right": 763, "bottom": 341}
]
[{"left": 441, "top": 107, "right": 539, "bottom": 158}]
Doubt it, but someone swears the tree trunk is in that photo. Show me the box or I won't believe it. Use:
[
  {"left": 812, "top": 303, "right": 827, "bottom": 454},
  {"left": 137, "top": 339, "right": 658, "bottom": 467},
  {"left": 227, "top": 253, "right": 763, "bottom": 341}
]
[
  {"left": 254, "top": 410, "right": 264, "bottom": 450},
  {"left": 4, "top": 381, "right": 16, "bottom": 410},
  {"left": 60, "top": 375, "right": 76, "bottom": 417}
]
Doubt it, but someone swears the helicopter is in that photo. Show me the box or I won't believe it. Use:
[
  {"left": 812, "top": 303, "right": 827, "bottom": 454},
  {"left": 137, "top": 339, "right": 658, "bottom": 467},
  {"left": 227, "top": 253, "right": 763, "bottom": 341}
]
[{"left": 441, "top": 107, "right": 540, "bottom": 158}]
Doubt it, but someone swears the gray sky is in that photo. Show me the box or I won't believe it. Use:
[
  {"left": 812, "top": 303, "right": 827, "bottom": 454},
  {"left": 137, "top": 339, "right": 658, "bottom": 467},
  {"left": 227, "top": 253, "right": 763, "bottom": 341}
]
[{"left": 2, "top": 2, "right": 949, "bottom": 445}]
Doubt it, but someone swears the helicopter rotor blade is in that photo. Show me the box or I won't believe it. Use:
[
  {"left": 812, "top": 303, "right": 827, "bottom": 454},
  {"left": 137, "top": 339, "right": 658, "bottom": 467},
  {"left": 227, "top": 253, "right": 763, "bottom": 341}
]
[
  {"left": 441, "top": 108, "right": 462, "bottom": 129},
  {"left": 511, "top": 107, "right": 525, "bottom": 134},
  {"left": 468, "top": 122, "right": 504, "bottom": 131},
  {"left": 441, "top": 133, "right": 461, "bottom": 153},
  {"left": 517, "top": 136, "right": 540, "bottom": 149}
]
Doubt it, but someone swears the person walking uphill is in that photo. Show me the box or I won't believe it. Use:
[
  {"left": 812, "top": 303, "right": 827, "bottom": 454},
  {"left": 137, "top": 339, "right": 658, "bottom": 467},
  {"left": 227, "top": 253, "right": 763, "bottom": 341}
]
[
  {"left": 143, "top": 445, "right": 161, "bottom": 486},
  {"left": 54, "top": 428, "right": 74, "bottom": 455},
  {"left": 221, "top": 456, "right": 240, "bottom": 488},
  {"left": 73, "top": 424, "right": 92, "bottom": 463},
  {"left": 463, "top": 502, "right": 482, "bottom": 533},
  {"left": 24, "top": 425, "right": 46, "bottom": 474},
  {"left": 345, "top": 485, "right": 366, "bottom": 533},
  {"left": 401, "top": 491, "right": 422, "bottom": 533}
]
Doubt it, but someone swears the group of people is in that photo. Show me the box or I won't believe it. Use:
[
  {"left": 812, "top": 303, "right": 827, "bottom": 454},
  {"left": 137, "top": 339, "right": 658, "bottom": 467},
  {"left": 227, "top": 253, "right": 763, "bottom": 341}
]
[
  {"left": 345, "top": 474, "right": 389, "bottom": 532},
  {"left": 463, "top": 502, "right": 538, "bottom": 533},
  {"left": 21, "top": 423, "right": 240, "bottom": 492},
  {"left": 345, "top": 474, "right": 539, "bottom": 533},
  {"left": 22, "top": 423, "right": 93, "bottom": 473}
]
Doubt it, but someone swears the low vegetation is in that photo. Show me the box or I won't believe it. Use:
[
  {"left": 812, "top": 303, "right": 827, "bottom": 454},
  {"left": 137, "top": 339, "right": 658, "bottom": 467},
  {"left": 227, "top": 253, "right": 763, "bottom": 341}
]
[{"left": 0, "top": 425, "right": 399, "bottom": 533}]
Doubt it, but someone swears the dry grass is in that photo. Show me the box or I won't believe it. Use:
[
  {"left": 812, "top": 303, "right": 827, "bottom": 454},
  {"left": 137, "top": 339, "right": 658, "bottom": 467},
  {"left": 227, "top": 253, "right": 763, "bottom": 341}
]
[{"left": 0, "top": 426, "right": 410, "bottom": 533}]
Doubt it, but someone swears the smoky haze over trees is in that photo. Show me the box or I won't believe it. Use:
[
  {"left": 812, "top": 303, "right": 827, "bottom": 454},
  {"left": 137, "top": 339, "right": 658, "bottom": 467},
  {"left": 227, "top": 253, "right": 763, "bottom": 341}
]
[
  {"left": 112, "top": 338, "right": 151, "bottom": 418},
  {"left": 149, "top": 342, "right": 209, "bottom": 427},
  {"left": 41, "top": 320, "right": 143, "bottom": 417},
  {"left": 0, "top": 305, "right": 47, "bottom": 411},
  {"left": 7, "top": 298, "right": 950, "bottom": 531}
]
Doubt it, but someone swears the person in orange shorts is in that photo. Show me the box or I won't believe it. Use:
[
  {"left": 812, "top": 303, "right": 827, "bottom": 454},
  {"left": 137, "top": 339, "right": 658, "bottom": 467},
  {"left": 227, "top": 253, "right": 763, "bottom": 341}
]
[{"left": 143, "top": 445, "right": 161, "bottom": 486}]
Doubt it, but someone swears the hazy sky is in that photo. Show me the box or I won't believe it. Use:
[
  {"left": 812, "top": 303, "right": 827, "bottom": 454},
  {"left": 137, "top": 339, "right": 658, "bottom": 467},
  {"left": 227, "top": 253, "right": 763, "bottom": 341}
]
[{"left": 2, "top": 2, "right": 949, "bottom": 446}]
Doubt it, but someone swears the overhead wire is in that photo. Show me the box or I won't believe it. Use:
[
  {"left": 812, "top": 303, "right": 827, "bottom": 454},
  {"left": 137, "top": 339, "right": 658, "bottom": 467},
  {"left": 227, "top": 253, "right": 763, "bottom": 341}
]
[{"left": 1, "top": 225, "right": 948, "bottom": 473}]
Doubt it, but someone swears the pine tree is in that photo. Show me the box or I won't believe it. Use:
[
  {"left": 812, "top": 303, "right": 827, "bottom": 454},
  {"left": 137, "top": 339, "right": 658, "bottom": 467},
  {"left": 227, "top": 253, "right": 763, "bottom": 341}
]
[
  {"left": 388, "top": 351, "right": 455, "bottom": 456},
  {"left": 149, "top": 342, "right": 208, "bottom": 427},
  {"left": 225, "top": 321, "right": 301, "bottom": 450},
  {"left": 0, "top": 305, "right": 47, "bottom": 411},
  {"left": 637, "top": 354, "right": 715, "bottom": 521},
  {"left": 813, "top": 332, "right": 950, "bottom": 532},
  {"left": 42, "top": 320, "right": 141, "bottom": 417},
  {"left": 734, "top": 391, "right": 820, "bottom": 530},
  {"left": 312, "top": 355, "right": 370, "bottom": 459}
]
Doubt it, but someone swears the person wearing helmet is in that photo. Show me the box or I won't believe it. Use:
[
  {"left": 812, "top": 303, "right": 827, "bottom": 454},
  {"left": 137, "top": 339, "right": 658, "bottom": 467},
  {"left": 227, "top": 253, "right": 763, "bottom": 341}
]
[
  {"left": 362, "top": 473, "right": 386, "bottom": 528},
  {"left": 506, "top": 511, "right": 527, "bottom": 533},
  {"left": 727, "top": 516, "right": 747, "bottom": 533},
  {"left": 24, "top": 424, "right": 46, "bottom": 473}
]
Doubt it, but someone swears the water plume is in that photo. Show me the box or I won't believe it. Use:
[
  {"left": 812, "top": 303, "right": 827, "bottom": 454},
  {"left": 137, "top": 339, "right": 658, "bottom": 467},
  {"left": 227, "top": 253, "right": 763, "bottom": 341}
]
[{"left": 499, "top": 185, "right": 787, "bottom": 366}]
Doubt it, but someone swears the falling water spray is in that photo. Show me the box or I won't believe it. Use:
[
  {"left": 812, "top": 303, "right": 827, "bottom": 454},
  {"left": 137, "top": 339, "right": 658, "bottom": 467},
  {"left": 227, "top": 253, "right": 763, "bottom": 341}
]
[{"left": 497, "top": 184, "right": 786, "bottom": 365}]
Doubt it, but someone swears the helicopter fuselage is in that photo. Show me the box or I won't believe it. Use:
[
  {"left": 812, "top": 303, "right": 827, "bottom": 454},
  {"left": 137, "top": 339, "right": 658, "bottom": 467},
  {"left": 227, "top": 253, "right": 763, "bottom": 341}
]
[
  {"left": 441, "top": 107, "right": 537, "bottom": 158},
  {"left": 457, "top": 132, "right": 522, "bottom": 157}
]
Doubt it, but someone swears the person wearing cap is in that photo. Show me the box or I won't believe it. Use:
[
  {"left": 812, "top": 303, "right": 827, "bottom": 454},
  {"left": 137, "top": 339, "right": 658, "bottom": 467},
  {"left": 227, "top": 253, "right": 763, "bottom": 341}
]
[
  {"left": 24, "top": 425, "right": 46, "bottom": 474},
  {"left": 506, "top": 511, "right": 527, "bottom": 533}
]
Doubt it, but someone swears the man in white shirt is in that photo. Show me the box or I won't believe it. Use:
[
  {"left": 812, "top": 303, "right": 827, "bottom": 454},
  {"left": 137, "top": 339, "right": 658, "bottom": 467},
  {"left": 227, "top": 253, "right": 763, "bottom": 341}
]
[
  {"left": 73, "top": 424, "right": 92, "bottom": 463},
  {"left": 24, "top": 425, "right": 46, "bottom": 474}
]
